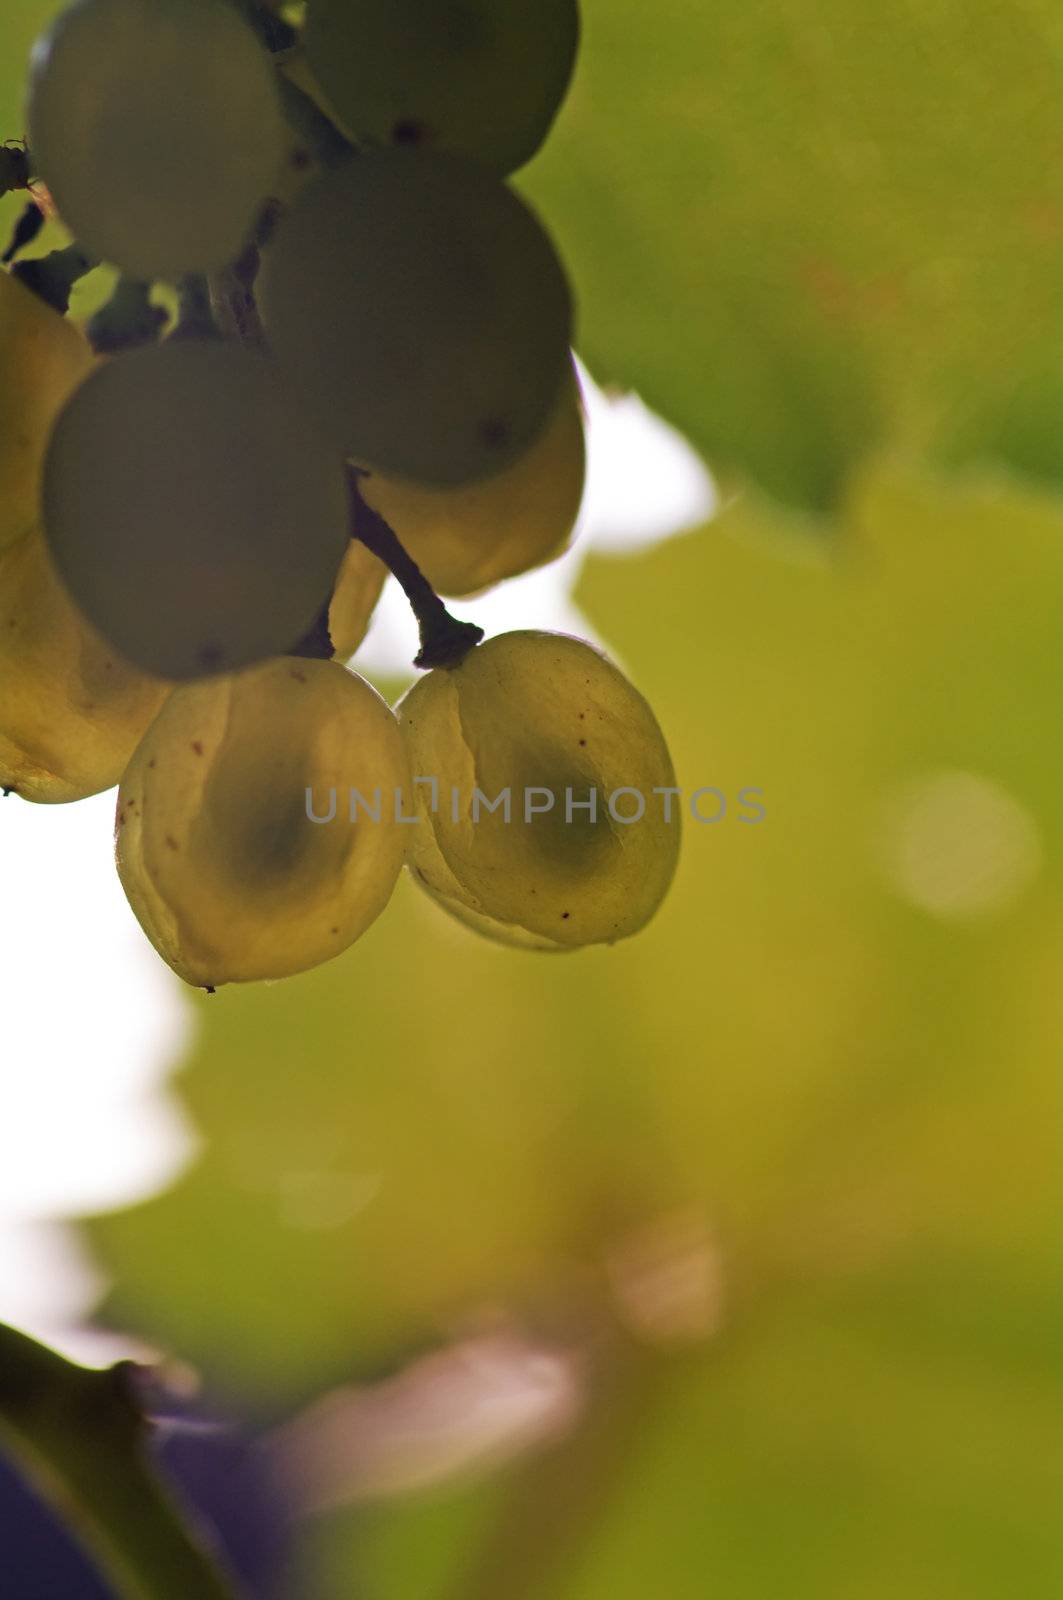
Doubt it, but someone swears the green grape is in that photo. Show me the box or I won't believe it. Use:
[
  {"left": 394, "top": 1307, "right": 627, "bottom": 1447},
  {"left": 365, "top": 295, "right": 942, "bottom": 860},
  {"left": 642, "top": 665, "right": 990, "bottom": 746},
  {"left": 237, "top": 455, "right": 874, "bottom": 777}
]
[
  {"left": 302, "top": 0, "right": 579, "bottom": 175},
  {"left": 26, "top": 0, "right": 285, "bottom": 278},
  {"left": 0, "top": 271, "right": 96, "bottom": 554},
  {"left": 116, "top": 657, "right": 410, "bottom": 986},
  {"left": 398, "top": 631, "right": 681, "bottom": 949},
  {"left": 259, "top": 151, "right": 573, "bottom": 486},
  {"left": 42, "top": 338, "right": 350, "bottom": 680},
  {"left": 329, "top": 539, "right": 387, "bottom": 659},
  {"left": 0, "top": 528, "right": 169, "bottom": 803},
  {"left": 361, "top": 363, "right": 585, "bottom": 597}
]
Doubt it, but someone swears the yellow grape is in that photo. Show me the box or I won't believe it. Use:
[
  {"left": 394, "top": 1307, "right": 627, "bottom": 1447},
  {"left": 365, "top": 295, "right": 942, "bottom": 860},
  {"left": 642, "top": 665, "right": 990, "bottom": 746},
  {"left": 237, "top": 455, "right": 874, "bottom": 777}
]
[
  {"left": 116, "top": 658, "right": 410, "bottom": 986},
  {"left": 0, "top": 272, "right": 95, "bottom": 555},
  {"left": 398, "top": 631, "right": 681, "bottom": 949},
  {"left": 328, "top": 540, "right": 387, "bottom": 659},
  {"left": 360, "top": 368, "right": 585, "bottom": 598},
  {"left": 0, "top": 528, "right": 169, "bottom": 803}
]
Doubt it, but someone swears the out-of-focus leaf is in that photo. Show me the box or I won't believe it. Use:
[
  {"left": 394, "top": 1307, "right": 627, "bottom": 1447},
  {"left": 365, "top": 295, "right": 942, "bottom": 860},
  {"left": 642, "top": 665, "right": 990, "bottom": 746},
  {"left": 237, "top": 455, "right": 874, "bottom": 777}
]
[
  {"left": 321, "top": 1258, "right": 1060, "bottom": 1600},
  {"left": 87, "top": 462, "right": 1058, "bottom": 1441},
  {"left": 521, "top": 1, "right": 1063, "bottom": 512}
]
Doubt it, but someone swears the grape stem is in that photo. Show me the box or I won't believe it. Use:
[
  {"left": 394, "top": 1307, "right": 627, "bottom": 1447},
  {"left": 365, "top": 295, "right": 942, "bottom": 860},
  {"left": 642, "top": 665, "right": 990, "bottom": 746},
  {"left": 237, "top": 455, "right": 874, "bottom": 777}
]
[
  {"left": 289, "top": 604, "right": 334, "bottom": 661},
  {"left": 348, "top": 469, "right": 484, "bottom": 668},
  {"left": 1, "top": 198, "right": 45, "bottom": 265},
  {"left": 87, "top": 277, "right": 167, "bottom": 354},
  {"left": 171, "top": 274, "right": 221, "bottom": 342},
  {"left": 10, "top": 243, "right": 97, "bottom": 314}
]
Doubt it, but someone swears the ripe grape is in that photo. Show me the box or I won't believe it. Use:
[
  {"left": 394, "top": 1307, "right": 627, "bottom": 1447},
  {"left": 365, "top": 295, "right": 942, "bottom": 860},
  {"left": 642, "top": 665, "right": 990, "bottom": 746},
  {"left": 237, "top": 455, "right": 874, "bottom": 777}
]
[
  {"left": 42, "top": 339, "right": 350, "bottom": 680},
  {"left": 26, "top": 0, "right": 285, "bottom": 278},
  {"left": 0, "top": 271, "right": 95, "bottom": 554},
  {"left": 398, "top": 631, "right": 680, "bottom": 948},
  {"left": 116, "top": 657, "right": 410, "bottom": 986},
  {"left": 302, "top": 0, "right": 580, "bottom": 175},
  {"left": 360, "top": 365, "right": 585, "bottom": 597},
  {"left": 329, "top": 540, "right": 387, "bottom": 660},
  {"left": 0, "top": 528, "right": 169, "bottom": 803},
  {"left": 259, "top": 151, "right": 573, "bottom": 486}
]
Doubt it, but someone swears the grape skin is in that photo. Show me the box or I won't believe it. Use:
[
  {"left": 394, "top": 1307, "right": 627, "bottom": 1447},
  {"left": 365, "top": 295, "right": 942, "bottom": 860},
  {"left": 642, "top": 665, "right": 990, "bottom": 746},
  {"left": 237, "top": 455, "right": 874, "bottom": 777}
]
[
  {"left": 329, "top": 540, "right": 388, "bottom": 660},
  {"left": 360, "top": 365, "right": 585, "bottom": 598},
  {"left": 26, "top": 0, "right": 285, "bottom": 279},
  {"left": 303, "top": 0, "right": 580, "bottom": 176},
  {"left": 0, "top": 273, "right": 95, "bottom": 554},
  {"left": 42, "top": 339, "right": 350, "bottom": 681},
  {"left": 0, "top": 529, "right": 169, "bottom": 803},
  {"left": 259, "top": 151, "right": 573, "bottom": 487},
  {"left": 116, "top": 658, "right": 410, "bottom": 986},
  {"left": 398, "top": 632, "right": 681, "bottom": 949}
]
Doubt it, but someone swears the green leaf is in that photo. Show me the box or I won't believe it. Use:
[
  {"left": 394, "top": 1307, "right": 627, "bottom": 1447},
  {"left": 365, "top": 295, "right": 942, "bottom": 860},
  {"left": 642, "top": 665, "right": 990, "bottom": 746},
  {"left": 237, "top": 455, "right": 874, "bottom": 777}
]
[
  {"left": 521, "top": 0, "right": 1063, "bottom": 512},
  {"left": 86, "top": 461, "right": 1059, "bottom": 1418}
]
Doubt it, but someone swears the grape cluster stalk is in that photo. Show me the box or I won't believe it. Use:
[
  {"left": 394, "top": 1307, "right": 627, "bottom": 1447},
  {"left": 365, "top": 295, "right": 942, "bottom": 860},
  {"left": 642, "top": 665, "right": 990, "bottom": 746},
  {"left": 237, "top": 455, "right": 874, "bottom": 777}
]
[{"left": 0, "top": 0, "right": 680, "bottom": 987}]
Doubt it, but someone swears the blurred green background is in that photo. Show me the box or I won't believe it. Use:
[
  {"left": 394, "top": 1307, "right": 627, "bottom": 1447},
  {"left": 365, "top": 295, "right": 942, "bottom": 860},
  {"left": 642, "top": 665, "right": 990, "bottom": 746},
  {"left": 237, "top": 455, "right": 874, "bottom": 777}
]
[{"left": 2, "top": 2, "right": 1060, "bottom": 1597}]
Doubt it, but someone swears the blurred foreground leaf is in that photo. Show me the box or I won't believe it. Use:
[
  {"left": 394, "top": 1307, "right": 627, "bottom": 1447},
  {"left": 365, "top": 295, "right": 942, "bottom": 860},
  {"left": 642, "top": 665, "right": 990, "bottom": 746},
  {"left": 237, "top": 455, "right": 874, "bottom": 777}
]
[{"left": 0, "top": 1322, "right": 239, "bottom": 1600}]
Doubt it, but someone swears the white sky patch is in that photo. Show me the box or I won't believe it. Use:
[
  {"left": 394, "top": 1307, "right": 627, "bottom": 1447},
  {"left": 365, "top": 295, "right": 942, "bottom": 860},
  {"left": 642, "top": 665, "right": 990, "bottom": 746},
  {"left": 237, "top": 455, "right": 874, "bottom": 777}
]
[{"left": 0, "top": 787, "right": 197, "bottom": 1355}]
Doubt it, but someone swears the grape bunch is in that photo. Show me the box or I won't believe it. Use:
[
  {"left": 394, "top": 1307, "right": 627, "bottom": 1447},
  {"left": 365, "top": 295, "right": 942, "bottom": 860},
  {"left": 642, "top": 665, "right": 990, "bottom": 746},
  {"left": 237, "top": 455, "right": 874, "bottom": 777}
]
[{"left": 1, "top": 0, "right": 680, "bottom": 987}]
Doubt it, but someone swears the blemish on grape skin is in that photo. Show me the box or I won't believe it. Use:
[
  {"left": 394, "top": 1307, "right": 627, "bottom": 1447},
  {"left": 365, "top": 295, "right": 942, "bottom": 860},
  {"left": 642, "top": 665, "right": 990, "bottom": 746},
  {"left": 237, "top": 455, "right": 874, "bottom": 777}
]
[
  {"left": 191, "top": 740, "right": 204, "bottom": 756},
  {"left": 289, "top": 667, "right": 307, "bottom": 683},
  {"left": 561, "top": 911, "right": 570, "bottom": 920},
  {"left": 479, "top": 416, "right": 511, "bottom": 451},
  {"left": 165, "top": 834, "right": 180, "bottom": 851},
  {"left": 198, "top": 643, "right": 224, "bottom": 672},
  {"left": 392, "top": 119, "right": 427, "bottom": 146},
  {"left": 147, "top": 758, "right": 156, "bottom": 769},
  {"left": 578, "top": 738, "right": 586, "bottom": 747}
]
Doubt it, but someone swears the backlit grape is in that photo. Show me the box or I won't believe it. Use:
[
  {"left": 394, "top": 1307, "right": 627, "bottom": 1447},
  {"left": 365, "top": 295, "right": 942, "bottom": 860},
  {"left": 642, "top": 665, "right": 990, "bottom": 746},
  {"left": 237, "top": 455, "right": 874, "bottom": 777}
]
[
  {"left": 26, "top": 0, "right": 285, "bottom": 278},
  {"left": 360, "top": 365, "right": 585, "bottom": 597},
  {"left": 329, "top": 540, "right": 388, "bottom": 660},
  {"left": 259, "top": 150, "right": 573, "bottom": 486},
  {"left": 398, "top": 631, "right": 680, "bottom": 948},
  {"left": 0, "top": 528, "right": 168, "bottom": 803},
  {"left": 303, "top": 0, "right": 579, "bottom": 175},
  {"left": 116, "top": 658, "right": 410, "bottom": 986},
  {"left": 42, "top": 338, "right": 350, "bottom": 680},
  {"left": 0, "top": 271, "right": 95, "bottom": 554}
]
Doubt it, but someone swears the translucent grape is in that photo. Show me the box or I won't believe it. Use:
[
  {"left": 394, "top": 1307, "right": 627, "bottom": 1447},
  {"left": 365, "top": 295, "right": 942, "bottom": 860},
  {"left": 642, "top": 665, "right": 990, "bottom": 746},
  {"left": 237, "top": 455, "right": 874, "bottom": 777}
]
[
  {"left": 302, "top": 0, "right": 580, "bottom": 175},
  {"left": 0, "top": 528, "right": 169, "bottom": 803},
  {"left": 361, "top": 365, "right": 585, "bottom": 597},
  {"left": 26, "top": 0, "right": 285, "bottom": 278},
  {"left": 329, "top": 540, "right": 387, "bottom": 659},
  {"left": 398, "top": 631, "right": 680, "bottom": 949},
  {"left": 42, "top": 338, "right": 350, "bottom": 680},
  {"left": 116, "top": 658, "right": 410, "bottom": 986},
  {"left": 259, "top": 151, "right": 573, "bottom": 486},
  {"left": 0, "top": 271, "right": 95, "bottom": 554}
]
